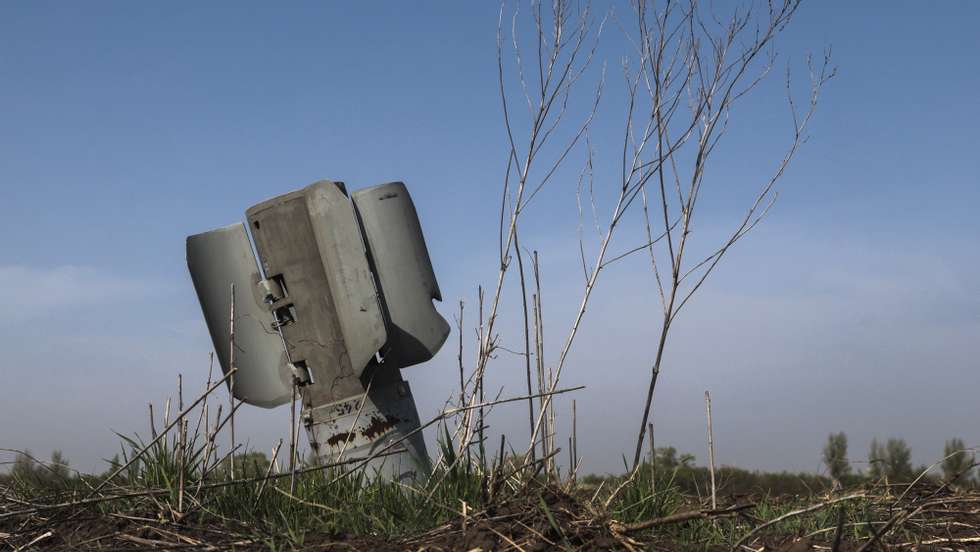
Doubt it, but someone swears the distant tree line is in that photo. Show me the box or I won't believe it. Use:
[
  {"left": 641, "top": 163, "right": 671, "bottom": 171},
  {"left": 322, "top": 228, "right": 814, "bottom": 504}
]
[
  {"left": 4, "top": 435, "right": 976, "bottom": 498},
  {"left": 822, "top": 432, "right": 976, "bottom": 487},
  {"left": 0, "top": 448, "right": 297, "bottom": 491},
  {"left": 576, "top": 434, "right": 977, "bottom": 498},
  {"left": 0, "top": 449, "right": 72, "bottom": 489},
  {"left": 580, "top": 445, "right": 834, "bottom": 497}
]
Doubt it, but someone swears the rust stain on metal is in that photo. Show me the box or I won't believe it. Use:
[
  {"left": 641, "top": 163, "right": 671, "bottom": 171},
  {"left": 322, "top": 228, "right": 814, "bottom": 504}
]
[
  {"left": 361, "top": 415, "right": 400, "bottom": 440},
  {"left": 326, "top": 431, "right": 356, "bottom": 447}
]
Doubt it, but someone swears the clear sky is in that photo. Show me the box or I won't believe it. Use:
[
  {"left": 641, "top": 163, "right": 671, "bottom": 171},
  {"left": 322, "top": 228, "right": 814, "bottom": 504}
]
[{"left": 1, "top": 1, "right": 978, "bottom": 476}]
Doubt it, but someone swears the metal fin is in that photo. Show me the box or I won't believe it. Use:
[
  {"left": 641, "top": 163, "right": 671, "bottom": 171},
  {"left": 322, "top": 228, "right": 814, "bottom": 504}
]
[
  {"left": 186, "top": 223, "right": 292, "bottom": 408},
  {"left": 352, "top": 182, "right": 450, "bottom": 369}
]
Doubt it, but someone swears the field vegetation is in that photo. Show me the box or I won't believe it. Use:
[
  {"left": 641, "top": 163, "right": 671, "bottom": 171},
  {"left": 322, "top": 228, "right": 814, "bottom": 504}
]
[{"left": 2, "top": 413, "right": 978, "bottom": 550}]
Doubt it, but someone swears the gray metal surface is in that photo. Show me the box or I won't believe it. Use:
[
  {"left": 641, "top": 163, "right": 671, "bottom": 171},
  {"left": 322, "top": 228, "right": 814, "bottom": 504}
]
[
  {"left": 186, "top": 180, "right": 444, "bottom": 481},
  {"left": 304, "top": 368, "right": 430, "bottom": 482},
  {"left": 353, "top": 182, "right": 450, "bottom": 369},
  {"left": 245, "top": 180, "right": 387, "bottom": 407},
  {"left": 186, "top": 223, "right": 293, "bottom": 408}
]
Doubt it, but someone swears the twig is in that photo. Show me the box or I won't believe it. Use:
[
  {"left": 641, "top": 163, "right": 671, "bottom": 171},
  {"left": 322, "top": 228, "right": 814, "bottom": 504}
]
[
  {"left": 337, "top": 378, "right": 374, "bottom": 464},
  {"left": 571, "top": 400, "right": 578, "bottom": 484},
  {"left": 612, "top": 502, "right": 757, "bottom": 533},
  {"left": 604, "top": 465, "right": 641, "bottom": 510},
  {"left": 895, "top": 536, "right": 980, "bottom": 547},
  {"left": 514, "top": 237, "right": 536, "bottom": 465},
  {"left": 177, "top": 418, "right": 187, "bottom": 516},
  {"left": 705, "top": 390, "right": 716, "bottom": 511},
  {"left": 732, "top": 494, "right": 867, "bottom": 551},
  {"left": 188, "top": 355, "right": 215, "bottom": 454},
  {"left": 149, "top": 403, "right": 157, "bottom": 439},
  {"left": 855, "top": 504, "right": 924, "bottom": 552},
  {"left": 289, "top": 377, "right": 298, "bottom": 493},
  {"left": 858, "top": 460, "right": 980, "bottom": 551},
  {"left": 893, "top": 451, "right": 978, "bottom": 507},
  {"left": 457, "top": 300, "right": 465, "bottom": 407},
  {"left": 830, "top": 506, "right": 845, "bottom": 552},
  {"left": 254, "top": 439, "right": 283, "bottom": 505},
  {"left": 228, "top": 283, "right": 236, "bottom": 481},
  {"left": 15, "top": 531, "right": 53, "bottom": 551},
  {"left": 647, "top": 422, "right": 655, "bottom": 496},
  {"left": 88, "top": 368, "right": 238, "bottom": 496}
]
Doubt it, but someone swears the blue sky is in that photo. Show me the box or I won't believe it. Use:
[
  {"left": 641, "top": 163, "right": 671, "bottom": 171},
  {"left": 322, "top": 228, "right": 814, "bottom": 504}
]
[{"left": 1, "top": 2, "right": 978, "bottom": 475}]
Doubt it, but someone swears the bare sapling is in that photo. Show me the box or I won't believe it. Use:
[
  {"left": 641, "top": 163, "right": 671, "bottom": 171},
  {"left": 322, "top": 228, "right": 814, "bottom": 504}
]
[
  {"left": 648, "top": 422, "right": 656, "bottom": 496},
  {"left": 444, "top": 1, "right": 603, "bottom": 473},
  {"left": 626, "top": 0, "right": 835, "bottom": 470},
  {"left": 484, "top": 1, "right": 833, "bottom": 489}
]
